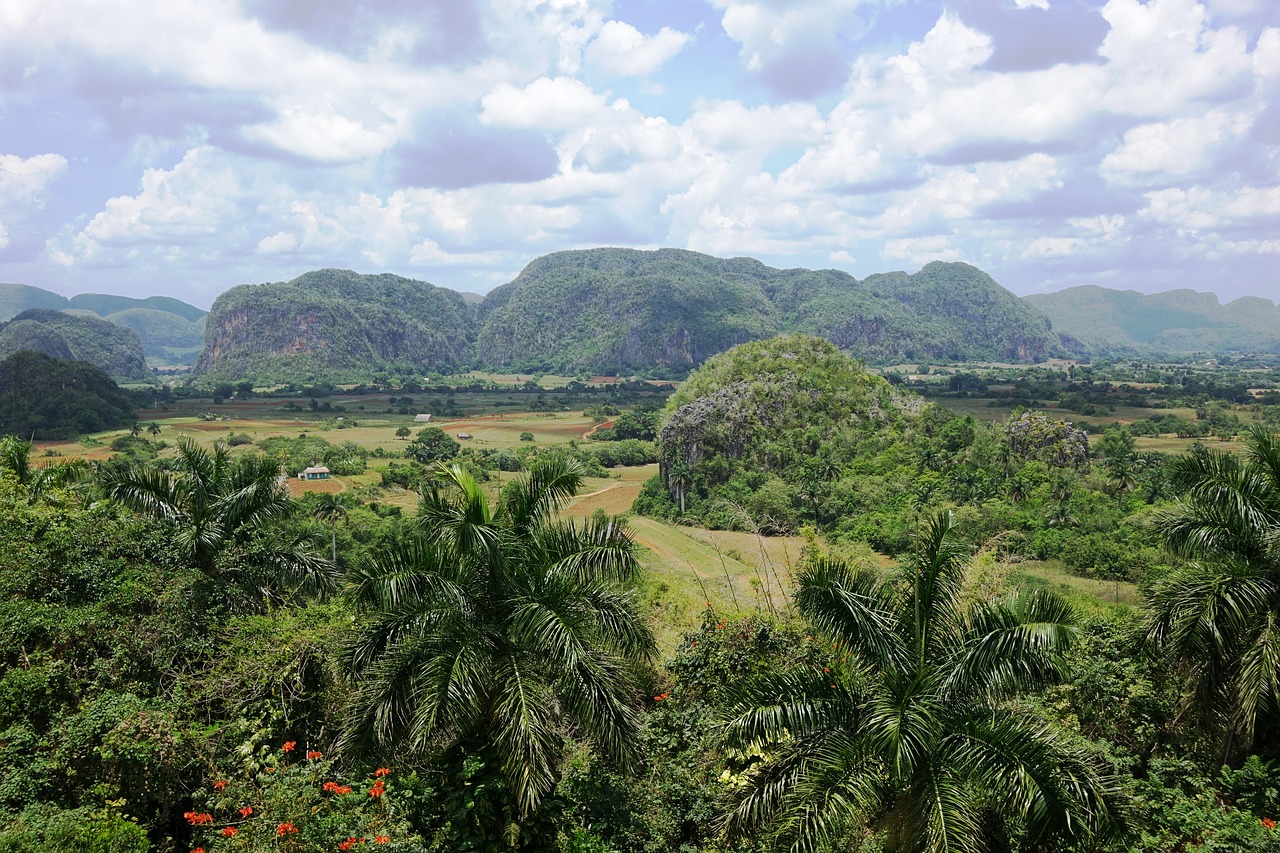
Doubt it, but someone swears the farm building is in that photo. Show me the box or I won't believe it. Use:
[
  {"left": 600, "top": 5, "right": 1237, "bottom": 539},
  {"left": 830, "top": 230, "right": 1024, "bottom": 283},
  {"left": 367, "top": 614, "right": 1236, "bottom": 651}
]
[
  {"left": 299, "top": 465, "right": 331, "bottom": 480},
  {"left": 414, "top": 413, "right": 432, "bottom": 423}
]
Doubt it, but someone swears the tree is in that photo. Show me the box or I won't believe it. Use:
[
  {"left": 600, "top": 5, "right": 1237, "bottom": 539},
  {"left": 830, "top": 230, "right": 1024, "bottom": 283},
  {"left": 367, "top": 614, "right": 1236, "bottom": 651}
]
[
  {"left": 101, "top": 437, "right": 335, "bottom": 603},
  {"left": 312, "top": 492, "right": 349, "bottom": 565},
  {"left": 146, "top": 421, "right": 161, "bottom": 437},
  {"left": 404, "top": 426, "right": 460, "bottom": 465},
  {"left": 723, "top": 512, "right": 1113, "bottom": 852},
  {"left": 0, "top": 434, "right": 88, "bottom": 499},
  {"left": 394, "top": 425, "right": 411, "bottom": 440},
  {"left": 1148, "top": 423, "right": 1280, "bottom": 758},
  {"left": 341, "top": 458, "right": 655, "bottom": 828}
]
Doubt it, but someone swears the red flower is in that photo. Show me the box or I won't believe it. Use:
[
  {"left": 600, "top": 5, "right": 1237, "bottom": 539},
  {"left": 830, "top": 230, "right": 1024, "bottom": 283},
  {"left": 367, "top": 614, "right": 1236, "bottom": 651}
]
[
  {"left": 212, "top": 780, "right": 227, "bottom": 791},
  {"left": 369, "top": 780, "right": 386, "bottom": 798},
  {"left": 339, "top": 839, "right": 359, "bottom": 851},
  {"left": 281, "top": 741, "right": 296, "bottom": 753},
  {"left": 375, "top": 836, "right": 390, "bottom": 844},
  {"left": 1263, "top": 817, "right": 1276, "bottom": 829},
  {"left": 192, "top": 849, "right": 206, "bottom": 853},
  {"left": 374, "top": 767, "right": 392, "bottom": 778},
  {"left": 184, "top": 812, "right": 213, "bottom": 826},
  {"left": 220, "top": 827, "right": 238, "bottom": 837},
  {"left": 307, "top": 750, "right": 323, "bottom": 760},
  {"left": 690, "top": 640, "right": 698, "bottom": 646},
  {"left": 276, "top": 822, "right": 298, "bottom": 835}
]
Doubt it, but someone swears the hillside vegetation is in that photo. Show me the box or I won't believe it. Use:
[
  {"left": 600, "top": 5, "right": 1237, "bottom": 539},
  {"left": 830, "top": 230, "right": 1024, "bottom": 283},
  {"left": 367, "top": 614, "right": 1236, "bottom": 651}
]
[
  {"left": 196, "top": 249, "right": 1067, "bottom": 380},
  {"left": 0, "top": 350, "right": 136, "bottom": 438},
  {"left": 1027, "top": 285, "right": 1280, "bottom": 353},
  {"left": 0, "top": 309, "right": 150, "bottom": 381},
  {"left": 194, "top": 268, "right": 473, "bottom": 380}
]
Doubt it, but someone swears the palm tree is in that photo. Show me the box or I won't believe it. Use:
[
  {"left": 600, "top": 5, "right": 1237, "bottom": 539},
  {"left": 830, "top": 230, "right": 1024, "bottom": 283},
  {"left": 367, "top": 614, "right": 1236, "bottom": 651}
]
[
  {"left": 312, "top": 492, "right": 349, "bottom": 565},
  {"left": 723, "top": 511, "right": 1113, "bottom": 853},
  {"left": 101, "top": 437, "right": 334, "bottom": 601},
  {"left": 147, "top": 422, "right": 162, "bottom": 437},
  {"left": 341, "top": 457, "right": 654, "bottom": 824},
  {"left": 0, "top": 435, "right": 88, "bottom": 500},
  {"left": 1147, "top": 423, "right": 1280, "bottom": 757}
]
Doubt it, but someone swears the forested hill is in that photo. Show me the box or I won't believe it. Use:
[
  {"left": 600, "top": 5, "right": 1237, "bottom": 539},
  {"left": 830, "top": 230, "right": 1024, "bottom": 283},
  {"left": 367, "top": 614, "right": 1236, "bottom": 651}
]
[
  {"left": 196, "top": 250, "right": 1066, "bottom": 379},
  {"left": 0, "top": 309, "right": 150, "bottom": 382},
  {"left": 194, "top": 268, "right": 474, "bottom": 379},
  {"left": 1026, "top": 285, "right": 1280, "bottom": 354},
  {"left": 474, "top": 250, "right": 1065, "bottom": 373}
]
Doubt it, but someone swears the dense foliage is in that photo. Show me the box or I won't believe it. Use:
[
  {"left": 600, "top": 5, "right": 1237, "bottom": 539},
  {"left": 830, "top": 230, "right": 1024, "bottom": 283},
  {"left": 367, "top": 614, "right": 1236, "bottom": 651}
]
[{"left": 0, "top": 351, "right": 137, "bottom": 439}]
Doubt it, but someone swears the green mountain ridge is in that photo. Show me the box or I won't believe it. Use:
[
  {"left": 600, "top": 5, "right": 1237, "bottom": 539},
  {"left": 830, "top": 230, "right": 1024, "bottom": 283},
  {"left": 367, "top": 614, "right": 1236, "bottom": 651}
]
[
  {"left": 0, "top": 309, "right": 151, "bottom": 382},
  {"left": 197, "top": 249, "right": 1067, "bottom": 379},
  {"left": 1025, "top": 285, "right": 1280, "bottom": 354}
]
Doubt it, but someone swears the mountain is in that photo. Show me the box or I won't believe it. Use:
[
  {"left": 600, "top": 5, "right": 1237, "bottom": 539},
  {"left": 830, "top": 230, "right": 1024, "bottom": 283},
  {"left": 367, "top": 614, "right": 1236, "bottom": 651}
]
[
  {"left": 194, "top": 268, "right": 473, "bottom": 379},
  {"left": 474, "top": 249, "right": 781, "bottom": 374},
  {"left": 0, "top": 284, "right": 207, "bottom": 367},
  {"left": 0, "top": 350, "right": 137, "bottom": 439},
  {"left": 472, "top": 249, "right": 1065, "bottom": 374},
  {"left": 0, "top": 283, "right": 70, "bottom": 321},
  {"left": 103, "top": 308, "right": 206, "bottom": 366},
  {"left": 0, "top": 309, "right": 151, "bottom": 382},
  {"left": 1025, "top": 286, "right": 1280, "bottom": 354},
  {"left": 68, "top": 293, "right": 207, "bottom": 323}
]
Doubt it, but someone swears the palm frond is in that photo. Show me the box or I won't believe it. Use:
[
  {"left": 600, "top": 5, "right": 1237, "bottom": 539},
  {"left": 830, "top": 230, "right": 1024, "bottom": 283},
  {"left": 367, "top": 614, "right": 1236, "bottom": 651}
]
[{"left": 795, "top": 557, "right": 904, "bottom": 670}]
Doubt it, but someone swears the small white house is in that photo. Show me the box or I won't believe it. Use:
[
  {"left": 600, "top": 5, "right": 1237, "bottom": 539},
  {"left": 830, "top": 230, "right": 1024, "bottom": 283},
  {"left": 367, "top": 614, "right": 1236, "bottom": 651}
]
[
  {"left": 299, "top": 465, "right": 331, "bottom": 480},
  {"left": 414, "top": 413, "right": 433, "bottom": 423}
]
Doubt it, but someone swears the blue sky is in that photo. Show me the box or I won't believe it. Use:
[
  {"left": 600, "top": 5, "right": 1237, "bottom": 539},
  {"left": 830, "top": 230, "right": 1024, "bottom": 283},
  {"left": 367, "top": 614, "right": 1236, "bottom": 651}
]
[{"left": 1, "top": 0, "right": 1277, "bottom": 308}]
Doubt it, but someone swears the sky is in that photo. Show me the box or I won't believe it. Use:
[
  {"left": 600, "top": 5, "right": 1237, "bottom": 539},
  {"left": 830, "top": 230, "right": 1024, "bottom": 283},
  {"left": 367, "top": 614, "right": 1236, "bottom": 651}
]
[{"left": 1, "top": 0, "right": 1278, "bottom": 309}]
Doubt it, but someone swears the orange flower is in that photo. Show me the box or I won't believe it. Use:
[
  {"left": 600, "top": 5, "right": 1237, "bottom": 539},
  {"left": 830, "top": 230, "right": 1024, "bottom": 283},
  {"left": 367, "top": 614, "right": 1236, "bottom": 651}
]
[
  {"left": 1263, "top": 818, "right": 1276, "bottom": 829},
  {"left": 369, "top": 780, "right": 386, "bottom": 798},
  {"left": 238, "top": 806, "right": 253, "bottom": 817},
  {"left": 220, "top": 827, "right": 238, "bottom": 838},
  {"left": 375, "top": 836, "right": 390, "bottom": 844},
  {"left": 192, "top": 849, "right": 206, "bottom": 853},
  {"left": 690, "top": 640, "right": 698, "bottom": 646},
  {"left": 276, "top": 822, "right": 298, "bottom": 835},
  {"left": 281, "top": 741, "right": 296, "bottom": 753},
  {"left": 374, "top": 767, "right": 391, "bottom": 778},
  {"left": 212, "top": 780, "right": 227, "bottom": 791},
  {"left": 339, "top": 839, "right": 359, "bottom": 851},
  {"left": 184, "top": 812, "right": 213, "bottom": 826},
  {"left": 307, "top": 750, "right": 323, "bottom": 760}
]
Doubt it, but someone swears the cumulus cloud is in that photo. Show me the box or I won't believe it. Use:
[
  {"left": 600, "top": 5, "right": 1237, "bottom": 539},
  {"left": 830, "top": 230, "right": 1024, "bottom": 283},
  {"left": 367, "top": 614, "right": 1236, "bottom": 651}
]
[
  {"left": 583, "top": 21, "right": 689, "bottom": 77},
  {"left": 711, "top": 0, "right": 868, "bottom": 97}
]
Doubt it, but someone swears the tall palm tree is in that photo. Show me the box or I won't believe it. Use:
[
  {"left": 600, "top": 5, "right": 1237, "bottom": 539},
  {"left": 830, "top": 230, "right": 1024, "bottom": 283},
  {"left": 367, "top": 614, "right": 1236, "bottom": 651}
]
[
  {"left": 341, "top": 458, "right": 655, "bottom": 822},
  {"left": 723, "top": 512, "right": 1113, "bottom": 853},
  {"left": 101, "top": 437, "right": 334, "bottom": 601},
  {"left": 1147, "top": 423, "right": 1280, "bottom": 757},
  {"left": 312, "top": 492, "right": 349, "bottom": 564}
]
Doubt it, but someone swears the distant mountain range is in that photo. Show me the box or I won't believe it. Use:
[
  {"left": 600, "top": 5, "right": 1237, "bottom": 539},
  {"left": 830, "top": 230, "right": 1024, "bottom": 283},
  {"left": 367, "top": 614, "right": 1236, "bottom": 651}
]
[
  {"left": 5, "top": 252, "right": 1279, "bottom": 381},
  {"left": 0, "top": 284, "right": 206, "bottom": 369},
  {"left": 1025, "top": 286, "right": 1280, "bottom": 354}
]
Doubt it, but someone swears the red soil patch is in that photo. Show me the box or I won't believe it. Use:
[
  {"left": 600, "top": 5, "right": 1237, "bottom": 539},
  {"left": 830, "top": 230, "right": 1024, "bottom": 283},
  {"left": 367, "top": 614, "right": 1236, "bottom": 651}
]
[{"left": 285, "top": 478, "right": 343, "bottom": 498}]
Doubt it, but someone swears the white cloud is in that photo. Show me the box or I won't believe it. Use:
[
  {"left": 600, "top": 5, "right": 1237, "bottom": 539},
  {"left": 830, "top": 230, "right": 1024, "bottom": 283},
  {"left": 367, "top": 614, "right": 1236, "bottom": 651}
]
[
  {"left": 584, "top": 21, "right": 689, "bottom": 77},
  {"left": 1013, "top": 0, "right": 1050, "bottom": 9},
  {"left": 255, "top": 231, "right": 297, "bottom": 254},
  {"left": 0, "top": 152, "right": 67, "bottom": 206},
  {"left": 1022, "top": 237, "right": 1086, "bottom": 258},
  {"left": 881, "top": 236, "right": 964, "bottom": 264},
  {"left": 1100, "top": 109, "right": 1256, "bottom": 185},
  {"left": 481, "top": 76, "right": 611, "bottom": 130}
]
